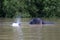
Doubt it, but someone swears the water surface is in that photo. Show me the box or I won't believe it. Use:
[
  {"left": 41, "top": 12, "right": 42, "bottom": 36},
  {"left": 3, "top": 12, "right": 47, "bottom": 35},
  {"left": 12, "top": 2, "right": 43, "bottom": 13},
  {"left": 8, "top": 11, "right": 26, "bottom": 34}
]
[{"left": 0, "top": 18, "right": 60, "bottom": 40}]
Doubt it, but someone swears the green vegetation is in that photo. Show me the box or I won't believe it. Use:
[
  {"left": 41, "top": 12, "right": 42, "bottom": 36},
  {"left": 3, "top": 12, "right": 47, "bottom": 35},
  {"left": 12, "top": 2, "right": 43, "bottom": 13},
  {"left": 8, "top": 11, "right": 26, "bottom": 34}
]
[{"left": 0, "top": 0, "right": 60, "bottom": 18}]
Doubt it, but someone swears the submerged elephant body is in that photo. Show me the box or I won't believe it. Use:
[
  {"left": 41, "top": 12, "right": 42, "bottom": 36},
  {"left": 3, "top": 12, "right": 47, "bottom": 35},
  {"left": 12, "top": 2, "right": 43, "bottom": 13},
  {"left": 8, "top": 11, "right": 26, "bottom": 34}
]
[
  {"left": 29, "top": 18, "right": 42, "bottom": 24},
  {"left": 29, "top": 18, "right": 54, "bottom": 24}
]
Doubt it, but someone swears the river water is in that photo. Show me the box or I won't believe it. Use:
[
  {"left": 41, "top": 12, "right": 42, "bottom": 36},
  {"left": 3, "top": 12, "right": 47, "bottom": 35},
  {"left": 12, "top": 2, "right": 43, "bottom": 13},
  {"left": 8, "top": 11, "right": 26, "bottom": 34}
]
[{"left": 0, "top": 18, "right": 60, "bottom": 40}]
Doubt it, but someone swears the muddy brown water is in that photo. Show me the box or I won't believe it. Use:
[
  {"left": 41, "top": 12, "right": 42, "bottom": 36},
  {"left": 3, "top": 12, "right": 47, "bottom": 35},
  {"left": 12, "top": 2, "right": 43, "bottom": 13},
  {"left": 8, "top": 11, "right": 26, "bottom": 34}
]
[{"left": 0, "top": 18, "right": 60, "bottom": 40}]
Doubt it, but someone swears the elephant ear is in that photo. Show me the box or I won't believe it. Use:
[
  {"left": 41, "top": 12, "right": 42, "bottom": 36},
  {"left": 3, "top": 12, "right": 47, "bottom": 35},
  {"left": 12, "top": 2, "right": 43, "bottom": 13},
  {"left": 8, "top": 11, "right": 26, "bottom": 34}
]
[
  {"left": 29, "top": 19, "right": 36, "bottom": 24},
  {"left": 29, "top": 18, "right": 42, "bottom": 24}
]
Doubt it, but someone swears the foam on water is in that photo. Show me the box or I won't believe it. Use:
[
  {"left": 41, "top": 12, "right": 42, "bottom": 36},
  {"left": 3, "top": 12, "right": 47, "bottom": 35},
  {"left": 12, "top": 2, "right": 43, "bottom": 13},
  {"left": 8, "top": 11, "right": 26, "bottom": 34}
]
[{"left": 11, "top": 18, "right": 23, "bottom": 40}]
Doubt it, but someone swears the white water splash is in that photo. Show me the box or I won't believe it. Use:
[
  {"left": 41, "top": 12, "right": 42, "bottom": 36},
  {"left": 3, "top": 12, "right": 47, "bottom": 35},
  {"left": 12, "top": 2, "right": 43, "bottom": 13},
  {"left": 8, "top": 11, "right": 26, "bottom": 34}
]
[{"left": 11, "top": 18, "right": 24, "bottom": 40}]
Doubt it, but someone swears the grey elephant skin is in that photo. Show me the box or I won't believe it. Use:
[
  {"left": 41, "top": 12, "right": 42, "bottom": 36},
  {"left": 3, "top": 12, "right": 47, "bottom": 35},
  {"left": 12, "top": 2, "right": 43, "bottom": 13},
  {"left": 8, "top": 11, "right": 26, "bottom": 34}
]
[{"left": 29, "top": 18, "right": 54, "bottom": 24}]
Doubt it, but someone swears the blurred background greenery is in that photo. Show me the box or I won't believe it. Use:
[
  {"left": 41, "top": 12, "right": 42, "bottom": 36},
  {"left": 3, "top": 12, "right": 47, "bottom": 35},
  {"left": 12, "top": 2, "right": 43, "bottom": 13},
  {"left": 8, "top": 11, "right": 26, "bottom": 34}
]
[{"left": 0, "top": 0, "right": 60, "bottom": 18}]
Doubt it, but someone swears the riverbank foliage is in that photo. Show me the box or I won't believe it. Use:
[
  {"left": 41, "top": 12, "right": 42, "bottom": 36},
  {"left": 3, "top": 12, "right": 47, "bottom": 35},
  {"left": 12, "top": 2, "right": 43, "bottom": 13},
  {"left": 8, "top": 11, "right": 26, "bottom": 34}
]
[{"left": 0, "top": 0, "right": 60, "bottom": 18}]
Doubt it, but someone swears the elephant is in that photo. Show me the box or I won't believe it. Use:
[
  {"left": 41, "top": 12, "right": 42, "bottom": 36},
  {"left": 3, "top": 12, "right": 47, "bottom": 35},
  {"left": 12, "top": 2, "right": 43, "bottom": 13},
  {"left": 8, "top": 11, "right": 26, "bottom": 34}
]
[{"left": 29, "top": 18, "right": 54, "bottom": 24}]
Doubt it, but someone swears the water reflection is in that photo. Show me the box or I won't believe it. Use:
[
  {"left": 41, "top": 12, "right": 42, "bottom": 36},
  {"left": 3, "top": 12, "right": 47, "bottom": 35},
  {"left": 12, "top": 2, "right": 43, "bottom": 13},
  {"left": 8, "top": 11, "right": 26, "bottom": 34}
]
[
  {"left": 0, "top": 18, "right": 60, "bottom": 40},
  {"left": 13, "top": 25, "right": 23, "bottom": 40}
]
